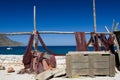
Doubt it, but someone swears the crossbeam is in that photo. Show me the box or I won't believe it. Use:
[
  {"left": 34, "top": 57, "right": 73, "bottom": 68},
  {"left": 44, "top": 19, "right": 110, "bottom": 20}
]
[{"left": 0, "top": 31, "right": 112, "bottom": 35}]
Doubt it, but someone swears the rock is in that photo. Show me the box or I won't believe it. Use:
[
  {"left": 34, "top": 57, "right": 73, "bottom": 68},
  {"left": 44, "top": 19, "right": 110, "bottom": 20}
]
[
  {"left": 0, "top": 65, "right": 5, "bottom": 70},
  {"left": 7, "top": 67, "right": 15, "bottom": 73}
]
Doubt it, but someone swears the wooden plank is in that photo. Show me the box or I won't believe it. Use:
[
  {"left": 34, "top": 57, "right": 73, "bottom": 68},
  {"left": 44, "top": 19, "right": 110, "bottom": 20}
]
[
  {"left": 71, "top": 69, "right": 89, "bottom": 76},
  {"left": 109, "top": 54, "right": 115, "bottom": 77},
  {"left": 71, "top": 63, "right": 89, "bottom": 69},
  {"left": 66, "top": 55, "right": 71, "bottom": 77},
  {"left": 71, "top": 54, "right": 88, "bottom": 62},
  {"left": 53, "top": 68, "right": 66, "bottom": 78},
  {"left": 93, "top": 54, "right": 109, "bottom": 62},
  {"left": 68, "top": 51, "right": 109, "bottom": 55},
  {"left": 36, "top": 69, "right": 55, "bottom": 80},
  {"left": 94, "top": 69, "right": 109, "bottom": 75},
  {"left": 89, "top": 54, "right": 94, "bottom": 77},
  {"left": 36, "top": 68, "right": 66, "bottom": 80},
  {"left": 93, "top": 62, "right": 109, "bottom": 68}
]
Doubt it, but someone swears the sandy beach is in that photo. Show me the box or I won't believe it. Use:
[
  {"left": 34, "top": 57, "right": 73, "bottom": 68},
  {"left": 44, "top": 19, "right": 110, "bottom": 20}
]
[{"left": 0, "top": 55, "right": 120, "bottom": 80}]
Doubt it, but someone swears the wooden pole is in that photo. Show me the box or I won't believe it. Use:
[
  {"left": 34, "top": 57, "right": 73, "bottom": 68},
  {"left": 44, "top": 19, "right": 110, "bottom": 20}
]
[
  {"left": 34, "top": 5, "right": 37, "bottom": 32},
  {"left": 105, "top": 26, "right": 110, "bottom": 33},
  {"left": 33, "top": 5, "right": 38, "bottom": 50},
  {"left": 93, "top": 0, "right": 97, "bottom": 33},
  {"left": 0, "top": 31, "right": 112, "bottom": 35}
]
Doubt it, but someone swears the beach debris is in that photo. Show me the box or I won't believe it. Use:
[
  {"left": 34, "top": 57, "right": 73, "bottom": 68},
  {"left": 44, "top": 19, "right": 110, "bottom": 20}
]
[
  {"left": 18, "top": 68, "right": 32, "bottom": 74},
  {"left": 53, "top": 68, "right": 66, "bottom": 78},
  {"left": 0, "top": 65, "right": 5, "bottom": 70},
  {"left": 36, "top": 69, "right": 54, "bottom": 80},
  {"left": 18, "top": 69, "right": 26, "bottom": 74},
  {"left": 7, "top": 67, "right": 15, "bottom": 73},
  {"left": 36, "top": 68, "right": 66, "bottom": 80}
]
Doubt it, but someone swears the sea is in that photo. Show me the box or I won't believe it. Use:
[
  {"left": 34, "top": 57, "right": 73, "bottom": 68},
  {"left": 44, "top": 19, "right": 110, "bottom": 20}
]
[{"left": 0, "top": 46, "right": 96, "bottom": 55}]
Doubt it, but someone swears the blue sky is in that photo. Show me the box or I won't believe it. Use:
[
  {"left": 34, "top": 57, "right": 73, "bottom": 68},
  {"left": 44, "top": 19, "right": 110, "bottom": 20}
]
[{"left": 0, "top": 0, "right": 120, "bottom": 46}]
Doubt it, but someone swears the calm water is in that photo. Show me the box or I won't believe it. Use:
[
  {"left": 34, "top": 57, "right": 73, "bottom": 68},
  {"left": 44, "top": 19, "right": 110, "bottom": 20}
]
[
  {"left": 0, "top": 46, "right": 114, "bottom": 55},
  {"left": 0, "top": 46, "right": 96, "bottom": 55}
]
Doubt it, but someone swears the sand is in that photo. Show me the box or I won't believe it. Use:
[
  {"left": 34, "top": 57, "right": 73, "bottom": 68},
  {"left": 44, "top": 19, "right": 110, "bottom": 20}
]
[
  {"left": 0, "top": 55, "right": 120, "bottom": 80},
  {"left": 0, "top": 55, "right": 35, "bottom": 80}
]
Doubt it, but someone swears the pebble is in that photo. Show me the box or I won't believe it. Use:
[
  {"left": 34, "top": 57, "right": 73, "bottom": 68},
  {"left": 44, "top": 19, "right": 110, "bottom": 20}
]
[
  {"left": 0, "top": 65, "right": 5, "bottom": 70},
  {"left": 7, "top": 67, "right": 15, "bottom": 73}
]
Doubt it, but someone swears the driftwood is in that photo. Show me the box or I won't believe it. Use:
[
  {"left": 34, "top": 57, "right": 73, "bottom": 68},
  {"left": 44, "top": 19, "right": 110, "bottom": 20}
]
[
  {"left": 36, "top": 68, "right": 66, "bottom": 80},
  {"left": 53, "top": 68, "right": 66, "bottom": 78}
]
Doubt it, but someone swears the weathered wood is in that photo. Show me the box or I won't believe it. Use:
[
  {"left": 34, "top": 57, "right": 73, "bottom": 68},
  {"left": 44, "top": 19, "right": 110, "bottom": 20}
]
[
  {"left": 66, "top": 51, "right": 115, "bottom": 77},
  {"left": 93, "top": 54, "right": 110, "bottom": 61},
  {"left": 89, "top": 54, "right": 94, "bottom": 77},
  {"left": 71, "top": 63, "right": 89, "bottom": 69},
  {"left": 94, "top": 62, "right": 109, "bottom": 68},
  {"left": 0, "top": 31, "right": 113, "bottom": 35},
  {"left": 36, "top": 69, "right": 54, "bottom": 80},
  {"left": 66, "top": 55, "right": 71, "bottom": 77},
  {"left": 34, "top": 5, "right": 37, "bottom": 32},
  {"left": 0, "top": 32, "right": 32, "bottom": 35},
  {"left": 109, "top": 53, "right": 115, "bottom": 76},
  {"left": 93, "top": 0, "right": 97, "bottom": 32},
  {"left": 94, "top": 69, "right": 109, "bottom": 75},
  {"left": 71, "top": 69, "right": 89, "bottom": 76},
  {"left": 53, "top": 68, "right": 66, "bottom": 78},
  {"left": 36, "top": 68, "right": 66, "bottom": 80},
  {"left": 71, "top": 54, "right": 88, "bottom": 62}
]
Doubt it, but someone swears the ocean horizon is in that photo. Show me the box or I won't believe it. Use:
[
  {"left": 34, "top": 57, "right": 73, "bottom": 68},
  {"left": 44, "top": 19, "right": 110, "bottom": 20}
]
[{"left": 0, "top": 46, "right": 97, "bottom": 55}]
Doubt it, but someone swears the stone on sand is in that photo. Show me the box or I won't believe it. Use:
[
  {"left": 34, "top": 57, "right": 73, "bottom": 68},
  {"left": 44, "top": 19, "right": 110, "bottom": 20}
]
[
  {"left": 0, "top": 65, "right": 5, "bottom": 70},
  {"left": 7, "top": 67, "right": 15, "bottom": 73}
]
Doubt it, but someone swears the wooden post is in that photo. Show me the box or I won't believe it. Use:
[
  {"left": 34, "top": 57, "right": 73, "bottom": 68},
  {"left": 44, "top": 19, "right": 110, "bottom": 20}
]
[
  {"left": 93, "top": 0, "right": 97, "bottom": 33},
  {"left": 33, "top": 5, "right": 38, "bottom": 50},
  {"left": 34, "top": 5, "right": 37, "bottom": 32}
]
